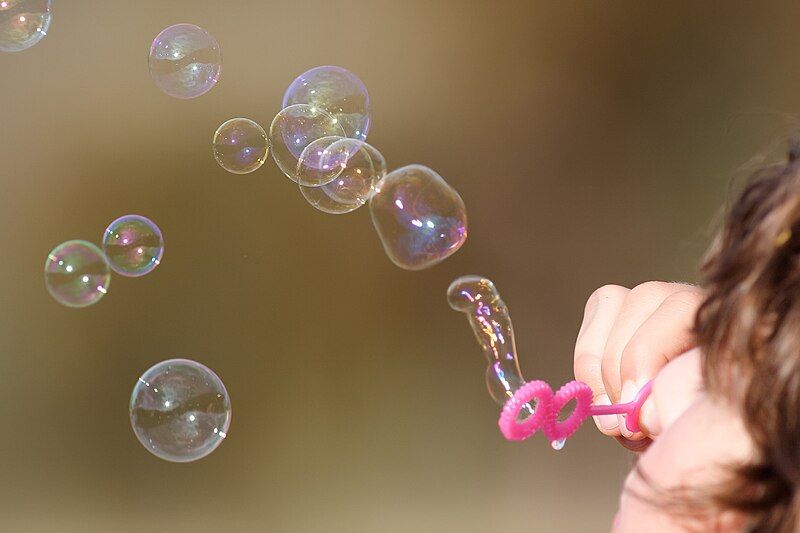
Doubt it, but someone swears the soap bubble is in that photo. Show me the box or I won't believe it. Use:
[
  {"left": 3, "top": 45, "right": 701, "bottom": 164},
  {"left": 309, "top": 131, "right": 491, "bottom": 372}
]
[
  {"left": 369, "top": 165, "right": 468, "bottom": 270},
  {"left": 282, "top": 65, "right": 370, "bottom": 141},
  {"left": 213, "top": 118, "right": 268, "bottom": 174},
  {"left": 130, "top": 358, "right": 231, "bottom": 463},
  {"left": 148, "top": 23, "right": 221, "bottom": 99},
  {"left": 269, "top": 104, "right": 345, "bottom": 183},
  {"left": 298, "top": 137, "right": 386, "bottom": 214},
  {"left": 447, "top": 276, "right": 527, "bottom": 405},
  {"left": 293, "top": 135, "right": 347, "bottom": 187},
  {"left": 102, "top": 215, "right": 164, "bottom": 277},
  {"left": 0, "top": 0, "right": 52, "bottom": 52},
  {"left": 44, "top": 240, "right": 111, "bottom": 308}
]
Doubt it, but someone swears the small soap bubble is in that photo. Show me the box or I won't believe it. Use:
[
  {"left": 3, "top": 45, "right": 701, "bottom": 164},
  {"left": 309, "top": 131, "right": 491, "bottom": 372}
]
[
  {"left": 149, "top": 23, "right": 221, "bottom": 99},
  {"left": 298, "top": 137, "right": 386, "bottom": 214},
  {"left": 294, "top": 135, "right": 347, "bottom": 187},
  {"left": 282, "top": 65, "right": 370, "bottom": 141},
  {"left": 0, "top": 0, "right": 51, "bottom": 52},
  {"left": 551, "top": 439, "right": 566, "bottom": 450},
  {"left": 44, "top": 240, "right": 111, "bottom": 308},
  {"left": 370, "top": 165, "right": 468, "bottom": 270},
  {"left": 213, "top": 118, "right": 268, "bottom": 174},
  {"left": 130, "top": 359, "right": 231, "bottom": 463},
  {"left": 102, "top": 215, "right": 164, "bottom": 277},
  {"left": 269, "top": 104, "right": 345, "bottom": 183}
]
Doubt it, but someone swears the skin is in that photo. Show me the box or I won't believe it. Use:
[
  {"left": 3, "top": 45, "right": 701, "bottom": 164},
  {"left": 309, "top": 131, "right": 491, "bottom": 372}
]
[{"left": 574, "top": 282, "right": 753, "bottom": 531}]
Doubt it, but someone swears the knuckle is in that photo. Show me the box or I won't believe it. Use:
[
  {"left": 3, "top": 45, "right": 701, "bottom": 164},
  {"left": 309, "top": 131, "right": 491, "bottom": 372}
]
[
  {"left": 573, "top": 352, "right": 601, "bottom": 381},
  {"left": 623, "top": 335, "right": 651, "bottom": 361},
  {"left": 600, "top": 353, "right": 620, "bottom": 385},
  {"left": 585, "top": 284, "right": 627, "bottom": 312},
  {"left": 664, "top": 289, "right": 704, "bottom": 310},
  {"left": 628, "top": 280, "right": 671, "bottom": 300}
]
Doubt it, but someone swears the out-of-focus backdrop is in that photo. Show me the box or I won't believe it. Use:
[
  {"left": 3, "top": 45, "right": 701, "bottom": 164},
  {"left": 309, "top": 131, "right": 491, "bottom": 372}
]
[{"left": 2, "top": 1, "right": 800, "bottom": 531}]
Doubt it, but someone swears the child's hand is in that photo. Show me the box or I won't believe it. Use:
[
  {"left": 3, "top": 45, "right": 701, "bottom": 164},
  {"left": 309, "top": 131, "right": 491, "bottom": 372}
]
[{"left": 573, "top": 282, "right": 704, "bottom": 446}]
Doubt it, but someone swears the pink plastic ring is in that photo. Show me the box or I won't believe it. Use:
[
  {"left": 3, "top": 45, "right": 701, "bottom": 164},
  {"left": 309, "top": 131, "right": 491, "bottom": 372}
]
[
  {"left": 546, "top": 381, "right": 593, "bottom": 442},
  {"left": 498, "top": 380, "right": 553, "bottom": 441}
]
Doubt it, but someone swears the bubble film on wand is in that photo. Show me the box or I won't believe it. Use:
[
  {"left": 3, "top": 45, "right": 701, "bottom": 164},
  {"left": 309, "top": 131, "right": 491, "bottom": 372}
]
[{"left": 447, "top": 275, "right": 653, "bottom": 449}]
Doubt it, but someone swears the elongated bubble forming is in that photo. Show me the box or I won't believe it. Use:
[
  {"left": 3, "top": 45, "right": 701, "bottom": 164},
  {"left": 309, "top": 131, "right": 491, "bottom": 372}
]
[
  {"left": 450, "top": 276, "right": 654, "bottom": 445},
  {"left": 447, "top": 276, "right": 529, "bottom": 406}
]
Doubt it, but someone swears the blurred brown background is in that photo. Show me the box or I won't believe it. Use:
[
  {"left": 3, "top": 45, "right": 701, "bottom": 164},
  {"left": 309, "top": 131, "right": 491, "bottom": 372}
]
[{"left": 2, "top": 1, "right": 800, "bottom": 531}]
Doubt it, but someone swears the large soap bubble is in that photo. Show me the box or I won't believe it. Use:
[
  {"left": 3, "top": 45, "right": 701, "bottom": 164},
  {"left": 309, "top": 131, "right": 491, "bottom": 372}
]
[
  {"left": 282, "top": 66, "right": 370, "bottom": 141},
  {"left": 130, "top": 358, "right": 231, "bottom": 463}
]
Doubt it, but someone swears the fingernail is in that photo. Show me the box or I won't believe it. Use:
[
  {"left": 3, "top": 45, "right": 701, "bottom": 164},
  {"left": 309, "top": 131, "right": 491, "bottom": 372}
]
[
  {"left": 592, "top": 394, "right": 618, "bottom": 432},
  {"left": 618, "top": 381, "right": 638, "bottom": 438}
]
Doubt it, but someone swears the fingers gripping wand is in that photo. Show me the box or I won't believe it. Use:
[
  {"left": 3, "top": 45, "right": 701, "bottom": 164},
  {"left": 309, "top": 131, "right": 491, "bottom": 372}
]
[{"left": 447, "top": 276, "right": 653, "bottom": 449}]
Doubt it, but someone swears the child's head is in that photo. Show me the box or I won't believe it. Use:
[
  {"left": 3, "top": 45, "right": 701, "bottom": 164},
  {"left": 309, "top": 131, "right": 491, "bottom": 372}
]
[
  {"left": 691, "top": 141, "right": 800, "bottom": 530},
  {"left": 619, "top": 143, "right": 800, "bottom": 531}
]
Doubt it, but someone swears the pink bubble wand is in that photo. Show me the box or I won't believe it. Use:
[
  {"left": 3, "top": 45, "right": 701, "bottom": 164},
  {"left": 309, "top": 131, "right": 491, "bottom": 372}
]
[{"left": 447, "top": 276, "right": 653, "bottom": 449}]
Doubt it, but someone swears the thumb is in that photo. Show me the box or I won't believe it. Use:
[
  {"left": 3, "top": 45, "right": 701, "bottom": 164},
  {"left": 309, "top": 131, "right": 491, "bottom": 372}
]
[{"left": 638, "top": 348, "right": 703, "bottom": 438}]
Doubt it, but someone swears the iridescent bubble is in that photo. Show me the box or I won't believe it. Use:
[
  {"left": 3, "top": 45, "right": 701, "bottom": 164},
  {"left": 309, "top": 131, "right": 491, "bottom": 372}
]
[
  {"left": 102, "top": 215, "right": 164, "bottom": 277},
  {"left": 0, "top": 0, "right": 51, "bottom": 52},
  {"left": 212, "top": 118, "right": 268, "bottom": 174},
  {"left": 148, "top": 23, "right": 221, "bottom": 99},
  {"left": 294, "top": 135, "right": 347, "bottom": 187},
  {"left": 299, "top": 137, "right": 386, "bottom": 214},
  {"left": 130, "top": 359, "right": 231, "bottom": 463},
  {"left": 369, "top": 165, "right": 468, "bottom": 270},
  {"left": 269, "top": 104, "right": 345, "bottom": 183},
  {"left": 44, "top": 240, "right": 111, "bottom": 308},
  {"left": 282, "top": 66, "right": 370, "bottom": 141},
  {"left": 447, "top": 276, "right": 527, "bottom": 406}
]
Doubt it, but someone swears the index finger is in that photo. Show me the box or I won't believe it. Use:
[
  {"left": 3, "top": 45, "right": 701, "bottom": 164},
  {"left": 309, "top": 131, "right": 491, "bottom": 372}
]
[
  {"left": 619, "top": 288, "right": 704, "bottom": 391},
  {"left": 574, "top": 284, "right": 630, "bottom": 400}
]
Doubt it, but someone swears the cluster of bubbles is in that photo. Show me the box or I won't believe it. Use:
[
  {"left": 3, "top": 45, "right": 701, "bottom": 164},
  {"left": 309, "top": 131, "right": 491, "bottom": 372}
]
[
  {"left": 270, "top": 66, "right": 468, "bottom": 269},
  {"left": 208, "top": 60, "right": 470, "bottom": 269},
  {"left": 142, "top": 22, "right": 469, "bottom": 269},
  {"left": 29, "top": 18, "right": 472, "bottom": 463},
  {"left": 44, "top": 215, "right": 164, "bottom": 308}
]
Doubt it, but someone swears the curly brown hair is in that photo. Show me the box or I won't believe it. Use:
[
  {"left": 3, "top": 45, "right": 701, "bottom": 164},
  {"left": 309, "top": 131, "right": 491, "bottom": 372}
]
[{"left": 690, "top": 141, "right": 800, "bottom": 531}]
